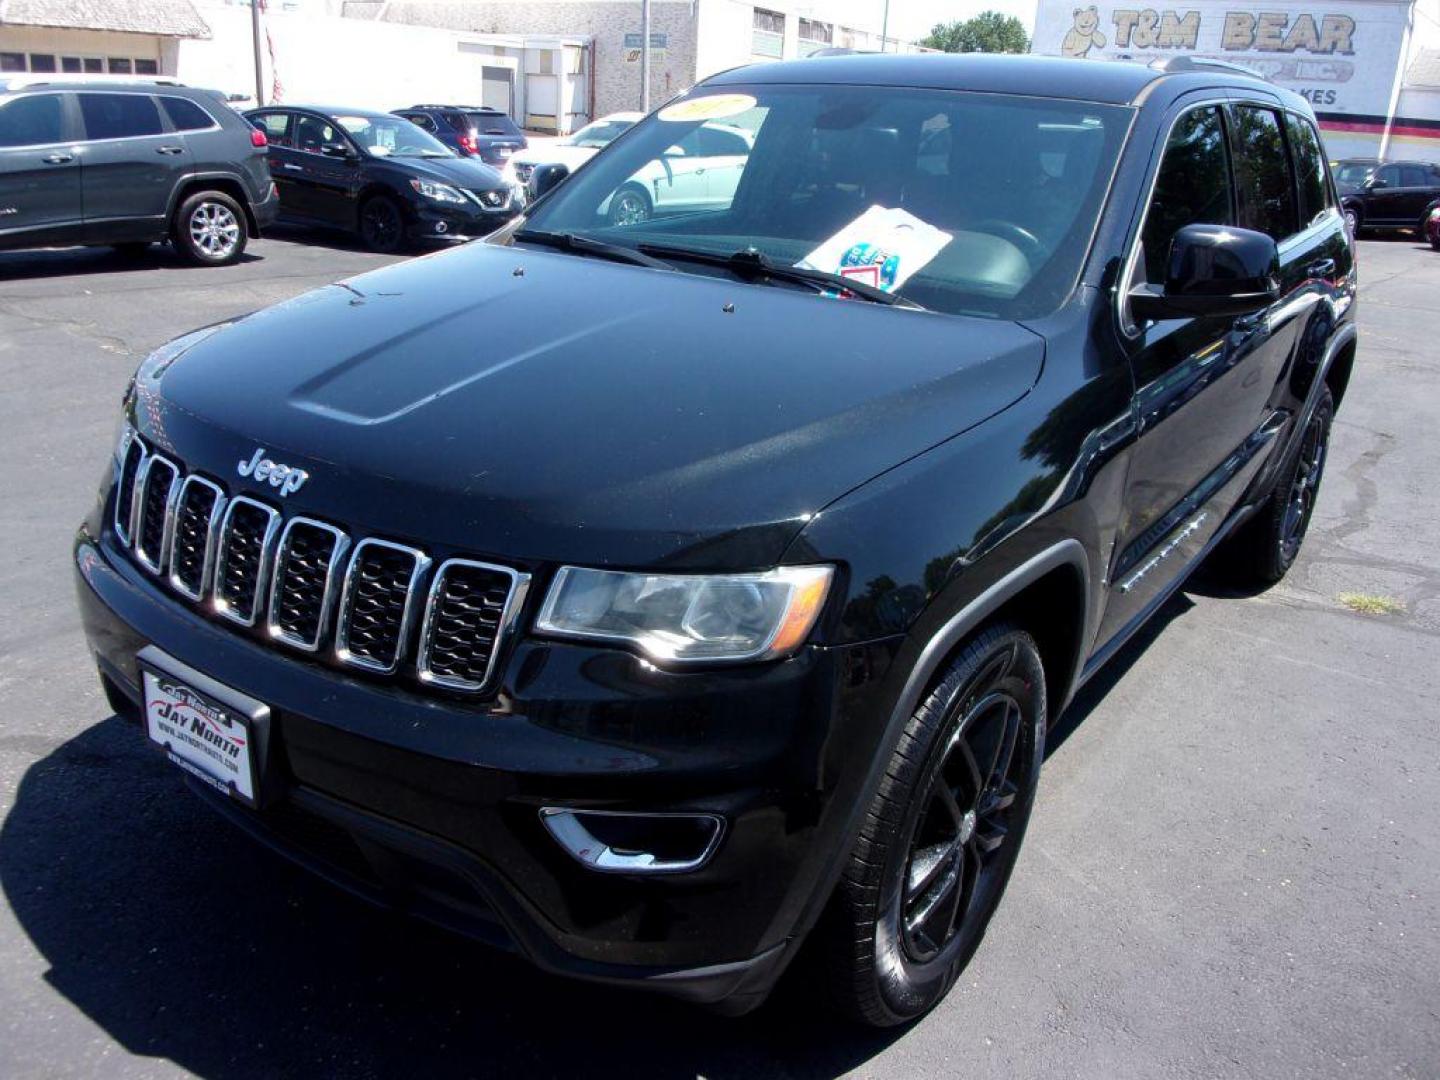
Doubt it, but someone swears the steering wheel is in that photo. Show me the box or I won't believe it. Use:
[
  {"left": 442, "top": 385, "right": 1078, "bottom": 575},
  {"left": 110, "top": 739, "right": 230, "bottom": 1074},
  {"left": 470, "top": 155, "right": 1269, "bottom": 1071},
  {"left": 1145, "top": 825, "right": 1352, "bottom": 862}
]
[{"left": 969, "top": 220, "right": 1044, "bottom": 259}]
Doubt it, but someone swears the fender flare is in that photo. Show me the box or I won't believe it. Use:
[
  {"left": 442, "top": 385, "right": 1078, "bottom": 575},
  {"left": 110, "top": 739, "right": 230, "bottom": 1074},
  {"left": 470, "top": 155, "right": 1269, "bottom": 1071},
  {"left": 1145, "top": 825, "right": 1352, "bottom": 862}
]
[
  {"left": 780, "top": 538, "right": 1091, "bottom": 959},
  {"left": 166, "top": 170, "right": 259, "bottom": 235}
]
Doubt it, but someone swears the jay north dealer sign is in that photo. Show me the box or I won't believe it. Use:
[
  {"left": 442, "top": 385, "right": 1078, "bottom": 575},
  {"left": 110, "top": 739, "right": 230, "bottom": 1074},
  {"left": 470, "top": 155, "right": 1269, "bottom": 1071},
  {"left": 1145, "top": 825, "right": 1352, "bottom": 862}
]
[{"left": 1033, "top": 0, "right": 1413, "bottom": 113}]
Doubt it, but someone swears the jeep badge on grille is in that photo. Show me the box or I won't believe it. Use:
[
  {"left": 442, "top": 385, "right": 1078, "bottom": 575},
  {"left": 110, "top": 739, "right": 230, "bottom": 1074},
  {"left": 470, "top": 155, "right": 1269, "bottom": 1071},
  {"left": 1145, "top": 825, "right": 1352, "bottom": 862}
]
[{"left": 237, "top": 447, "right": 309, "bottom": 497}]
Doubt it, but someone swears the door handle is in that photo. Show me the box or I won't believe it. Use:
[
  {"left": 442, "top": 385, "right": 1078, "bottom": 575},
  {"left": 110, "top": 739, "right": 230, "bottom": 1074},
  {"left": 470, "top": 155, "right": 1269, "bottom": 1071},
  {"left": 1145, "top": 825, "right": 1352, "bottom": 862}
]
[
  {"left": 1306, "top": 258, "right": 1336, "bottom": 279},
  {"left": 42, "top": 153, "right": 74, "bottom": 164},
  {"left": 279, "top": 163, "right": 304, "bottom": 172},
  {"left": 156, "top": 145, "right": 185, "bottom": 156}
]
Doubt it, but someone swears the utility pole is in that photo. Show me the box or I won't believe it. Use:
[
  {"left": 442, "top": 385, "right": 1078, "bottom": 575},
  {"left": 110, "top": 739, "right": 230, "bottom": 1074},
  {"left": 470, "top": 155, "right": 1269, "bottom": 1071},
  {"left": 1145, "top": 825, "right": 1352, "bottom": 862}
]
[
  {"left": 881, "top": 0, "right": 891, "bottom": 52},
  {"left": 640, "top": 0, "right": 651, "bottom": 113},
  {"left": 251, "top": 0, "right": 264, "bottom": 106}
]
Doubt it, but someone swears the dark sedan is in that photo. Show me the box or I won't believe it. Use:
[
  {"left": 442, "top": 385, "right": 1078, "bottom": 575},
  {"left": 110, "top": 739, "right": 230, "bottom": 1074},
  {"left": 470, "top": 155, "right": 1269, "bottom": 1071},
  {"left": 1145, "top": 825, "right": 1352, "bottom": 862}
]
[{"left": 245, "top": 105, "right": 520, "bottom": 252}]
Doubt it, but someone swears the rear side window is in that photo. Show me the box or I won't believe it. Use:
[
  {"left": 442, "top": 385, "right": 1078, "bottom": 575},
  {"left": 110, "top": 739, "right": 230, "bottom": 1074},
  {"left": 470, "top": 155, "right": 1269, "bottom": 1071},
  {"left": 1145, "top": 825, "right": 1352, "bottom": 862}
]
[
  {"left": 402, "top": 112, "right": 438, "bottom": 132},
  {"left": 161, "top": 96, "right": 214, "bottom": 132},
  {"left": 79, "top": 93, "right": 162, "bottom": 140},
  {"left": 1229, "top": 105, "right": 1296, "bottom": 241},
  {"left": 1285, "top": 114, "right": 1331, "bottom": 228},
  {"left": 251, "top": 112, "right": 292, "bottom": 146},
  {"left": 1400, "top": 165, "right": 1430, "bottom": 187},
  {"left": 466, "top": 110, "right": 520, "bottom": 136},
  {"left": 1140, "top": 106, "right": 1233, "bottom": 284},
  {"left": 0, "top": 93, "right": 66, "bottom": 147}
]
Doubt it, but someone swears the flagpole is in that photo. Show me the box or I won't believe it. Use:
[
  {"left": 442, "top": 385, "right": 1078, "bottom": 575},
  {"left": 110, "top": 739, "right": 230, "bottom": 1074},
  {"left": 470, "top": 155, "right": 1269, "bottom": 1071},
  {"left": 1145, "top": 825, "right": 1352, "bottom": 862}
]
[{"left": 252, "top": 0, "right": 265, "bottom": 106}]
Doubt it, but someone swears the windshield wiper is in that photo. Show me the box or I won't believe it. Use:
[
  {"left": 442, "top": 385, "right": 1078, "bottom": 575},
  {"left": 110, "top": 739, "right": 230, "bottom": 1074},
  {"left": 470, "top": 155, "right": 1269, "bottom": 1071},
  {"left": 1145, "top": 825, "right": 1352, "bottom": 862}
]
[
  {"left": 636, "top": 243, "right": 924, "bottom": 309},
  {"left": 512, "top": 229, "right": 674, "bottom": 271}
]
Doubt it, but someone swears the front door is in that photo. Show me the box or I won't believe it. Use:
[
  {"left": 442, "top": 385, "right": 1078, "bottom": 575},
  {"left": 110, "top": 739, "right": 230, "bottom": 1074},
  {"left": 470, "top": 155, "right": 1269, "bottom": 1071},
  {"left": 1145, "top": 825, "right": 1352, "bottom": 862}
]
[
  {"left": 1100, "top": 100, "right": 1305, "bottom": 641},
  {"left": 0, "top": 92, "right": 83, "bottom": 246},
  {"left": 76, "top": 91, "right": 191, "bottom": 241},
  {"left": 289, "top": 113, "right": 358, "bottom": 228}
]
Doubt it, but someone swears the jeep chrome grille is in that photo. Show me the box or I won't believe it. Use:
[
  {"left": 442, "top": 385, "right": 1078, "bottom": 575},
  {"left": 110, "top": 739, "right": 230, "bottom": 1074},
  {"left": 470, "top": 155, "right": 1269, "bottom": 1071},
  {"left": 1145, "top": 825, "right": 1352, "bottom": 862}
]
[
  {"left": 109, "top": 429, "right": 526, "bottom": 693},
  {"left": 419, "top": 559, "right": 528, "bottom": 691}
]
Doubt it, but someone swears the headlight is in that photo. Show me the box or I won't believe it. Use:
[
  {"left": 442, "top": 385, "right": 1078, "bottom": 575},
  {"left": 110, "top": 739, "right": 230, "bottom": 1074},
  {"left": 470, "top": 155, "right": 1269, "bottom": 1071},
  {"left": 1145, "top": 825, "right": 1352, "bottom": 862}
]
[
  {"left": 535, "top": 565, "right": 834, "bottom": 663},
  {"left": 409, "top": 178, "right": 467, "bottom": 204}
]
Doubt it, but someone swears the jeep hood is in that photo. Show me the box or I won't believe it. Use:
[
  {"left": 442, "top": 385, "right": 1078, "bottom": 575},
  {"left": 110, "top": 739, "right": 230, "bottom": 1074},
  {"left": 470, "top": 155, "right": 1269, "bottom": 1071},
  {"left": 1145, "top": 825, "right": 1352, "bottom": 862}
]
[{"left": 140, "top": 241, "right": 1043, "bottom": 569}]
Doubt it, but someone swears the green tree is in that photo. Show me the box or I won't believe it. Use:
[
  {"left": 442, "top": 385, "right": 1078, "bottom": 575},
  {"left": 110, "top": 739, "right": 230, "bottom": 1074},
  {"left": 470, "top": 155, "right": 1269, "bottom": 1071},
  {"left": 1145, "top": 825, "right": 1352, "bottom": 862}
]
[{"left": 922, "top": 11, "right": 1030, "bottom": 54}]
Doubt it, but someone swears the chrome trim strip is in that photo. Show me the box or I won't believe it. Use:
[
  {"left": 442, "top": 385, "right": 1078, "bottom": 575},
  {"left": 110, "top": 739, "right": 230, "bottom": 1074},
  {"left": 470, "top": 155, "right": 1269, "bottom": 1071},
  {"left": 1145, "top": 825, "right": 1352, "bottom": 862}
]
[
  {"left": 266, "top": 516, "right": 350, "bottom": 653},
  {"left": 335, "top": 538, "right": 431, "bottom": 674},
  {"left": 212, "top": 495, "right": 281, "bottom": 628},
  {"left": 538, "top": 808, "right": 727, "bottom": 875},
  {"left": 166, "top": 474, "right": 227, "bottom": 602},
  {"left": 113, "top": 428, "right": 146, "bottom": 548},
  {"left": 131, "top": 453, "right": 181, "bottom": 574},
  {"left": 417, "top": 557, "right": 530, "bottom": 692}
]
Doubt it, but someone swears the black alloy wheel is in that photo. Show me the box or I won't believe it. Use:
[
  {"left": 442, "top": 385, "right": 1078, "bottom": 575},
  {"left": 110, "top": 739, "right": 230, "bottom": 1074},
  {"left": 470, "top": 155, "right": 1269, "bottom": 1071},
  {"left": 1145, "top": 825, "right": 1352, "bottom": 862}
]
[
  {"left": 359, "top": 195, "right": 405, "bottom": 253},
  {"left": 818, "top": 623, "right": 1046, "bottom": 1027},
  {"left": 1222, "top": 386, "right": 1335, "bottom": 585}
]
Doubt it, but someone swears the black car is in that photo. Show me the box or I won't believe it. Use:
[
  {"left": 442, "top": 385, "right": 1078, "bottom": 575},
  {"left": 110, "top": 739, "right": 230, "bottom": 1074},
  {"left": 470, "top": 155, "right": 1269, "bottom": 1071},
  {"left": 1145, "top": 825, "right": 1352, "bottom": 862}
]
[
  {"left": 245, "top": 105, "right": 520, "bottom": 252},
  {"left": 1338, "top": 158, "right": 1440, "bottom": 233},
  {"left": 76, "top": 54, "right": 1356, "bottom": 1026},
  {"left": 392, "top": 103, "right": 528, "bottom": 166},
  {"left": 0, "top": 76, "right": 277, "bottom": 264}
]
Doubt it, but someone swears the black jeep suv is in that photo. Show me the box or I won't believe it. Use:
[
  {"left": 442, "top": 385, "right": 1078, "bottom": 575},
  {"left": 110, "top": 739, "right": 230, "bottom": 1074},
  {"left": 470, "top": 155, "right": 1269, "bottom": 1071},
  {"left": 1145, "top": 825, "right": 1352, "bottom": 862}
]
[
  {"left": 0, "top": 76, "right": 277, "bottom": 264},
  {"left": 75, "top": 54, "right": 1356, "bottom": 1026},
  {"left": 1336, "top": 158, "right": 1440, "bottom": 234},
  {"left": 245, "top": 105, "right": 520, "bottom": 251}
]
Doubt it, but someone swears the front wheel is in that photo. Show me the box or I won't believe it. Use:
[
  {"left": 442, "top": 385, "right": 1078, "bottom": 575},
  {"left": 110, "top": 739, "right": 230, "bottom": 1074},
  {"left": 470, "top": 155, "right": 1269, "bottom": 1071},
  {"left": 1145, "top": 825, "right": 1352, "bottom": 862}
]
[
  {"left": 172, "top": 191, "right": 247, "bottom": 266},
  {"left": 607, "top": 184, "right": 651, "bottom": 226},
  {"left": 358, "top": 195, "right": 406, "bottom": 253},
  {"left": 817, "top": 623, "right": 1046, "bottom": 1027},
  {"left": 1343, "top": 206, "right": 1359, "bottom": 235}
]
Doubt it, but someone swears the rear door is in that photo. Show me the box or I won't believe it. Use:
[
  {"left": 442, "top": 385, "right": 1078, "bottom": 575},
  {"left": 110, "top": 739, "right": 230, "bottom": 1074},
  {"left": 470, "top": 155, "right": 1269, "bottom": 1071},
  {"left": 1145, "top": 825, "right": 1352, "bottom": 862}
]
[
  {"left": 0, "top": 92, "right": 83, "bottom": 246},
  {"left": 1362, "top": 163, "right": 1406, "bottom": 224},
  {"left": 250, "top": 110, "right": 305, "bottom": 216},
  {"left": 1395, "top": 164, "right": 1435, "bottom": 224},
  {"left": 76, "top": 91, "right": 191, "bottom": 241}
]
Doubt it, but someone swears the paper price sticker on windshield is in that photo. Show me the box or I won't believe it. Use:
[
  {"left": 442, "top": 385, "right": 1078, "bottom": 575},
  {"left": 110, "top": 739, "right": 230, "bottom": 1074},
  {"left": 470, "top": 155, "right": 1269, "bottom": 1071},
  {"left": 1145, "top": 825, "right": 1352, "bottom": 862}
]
[
  {"left": 657, "top": 94, "right": 757, "bottom": 122},
  {"left": 799, "top": 206, "right": 952, "bottom": 295}
]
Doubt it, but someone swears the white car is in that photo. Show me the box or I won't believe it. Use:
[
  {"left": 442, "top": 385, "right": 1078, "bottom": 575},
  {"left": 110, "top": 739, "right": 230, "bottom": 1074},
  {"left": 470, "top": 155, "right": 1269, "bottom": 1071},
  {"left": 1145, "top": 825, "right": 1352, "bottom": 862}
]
[{"left": 505, "top": 112, "right": 643, "bottom": 188}]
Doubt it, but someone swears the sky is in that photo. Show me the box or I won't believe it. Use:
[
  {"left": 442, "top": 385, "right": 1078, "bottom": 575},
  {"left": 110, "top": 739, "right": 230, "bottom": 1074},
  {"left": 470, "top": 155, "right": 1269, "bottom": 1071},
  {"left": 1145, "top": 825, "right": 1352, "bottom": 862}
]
[{"left": 887, "top": 0, "right": 1039, "bottom": 41}]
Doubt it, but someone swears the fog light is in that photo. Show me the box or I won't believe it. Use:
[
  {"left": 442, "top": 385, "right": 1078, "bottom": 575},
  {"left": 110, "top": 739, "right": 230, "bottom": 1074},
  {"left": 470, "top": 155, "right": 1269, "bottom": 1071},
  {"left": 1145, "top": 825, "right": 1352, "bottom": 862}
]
[
  {"left": 434, "top": 221, "right": 448, "bottom": 234},
  {"left": 539, "top": 808, "right": 724, "bottom": 874}
]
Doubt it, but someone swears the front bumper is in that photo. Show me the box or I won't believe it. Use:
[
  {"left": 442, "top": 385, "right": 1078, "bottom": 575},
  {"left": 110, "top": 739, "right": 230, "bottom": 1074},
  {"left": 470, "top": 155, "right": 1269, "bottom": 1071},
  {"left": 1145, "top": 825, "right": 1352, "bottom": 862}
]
[
  {"left": 409, "top": 199, "right": 520, "bottom": 242},
  {"left": 74, "top": 525, "right": 902, "bottom": 1005}
]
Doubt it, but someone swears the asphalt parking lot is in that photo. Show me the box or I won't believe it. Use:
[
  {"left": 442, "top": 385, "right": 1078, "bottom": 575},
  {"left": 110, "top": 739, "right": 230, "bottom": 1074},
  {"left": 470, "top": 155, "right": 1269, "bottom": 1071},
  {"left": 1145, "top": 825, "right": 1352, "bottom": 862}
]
[{"left": 1, "top": 231, "right": 1436, "bottom": 1079}]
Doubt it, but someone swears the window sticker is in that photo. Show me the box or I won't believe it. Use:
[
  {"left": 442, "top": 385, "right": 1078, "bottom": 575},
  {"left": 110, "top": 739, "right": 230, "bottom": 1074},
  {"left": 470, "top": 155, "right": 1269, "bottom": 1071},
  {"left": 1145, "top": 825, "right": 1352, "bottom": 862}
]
[
  {"left": 798, "top": 206, "right": 952, "bottom": 294},
  {"left": 657, "top": 94, "right": 757, "bottom": 123}
]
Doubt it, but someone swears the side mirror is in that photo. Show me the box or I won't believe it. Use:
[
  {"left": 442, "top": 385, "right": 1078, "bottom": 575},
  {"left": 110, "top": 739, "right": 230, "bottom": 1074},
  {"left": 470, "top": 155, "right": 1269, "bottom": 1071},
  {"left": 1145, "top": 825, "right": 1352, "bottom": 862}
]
[
  {"left": 320, "top": 142, "right": 354, "bottom": 160},
  {"left": 1130, "top": 223, "right": 1279, "bottom": 321},
  {"left": 1367, "top": 176, "right": 1387, "bottom": 189},
  {"left": 528, "top": 161, "right": 570, "bottom": 201}
]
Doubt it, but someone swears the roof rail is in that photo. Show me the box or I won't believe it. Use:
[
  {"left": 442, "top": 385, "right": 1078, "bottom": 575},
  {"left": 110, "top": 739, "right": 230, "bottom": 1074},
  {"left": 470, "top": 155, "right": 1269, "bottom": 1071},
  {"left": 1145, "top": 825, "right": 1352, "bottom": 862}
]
[
  {"left": 1149, "top": 55, "right": 1267, "bottom": 80},
  {"left": 806, "top": 47, "right": 880, "bottom": 57},
  {"left": 0, "top": 74, "right": 186, "bottom": 91},
  {"left": 405, "top": 103, "right": 503, "bottom": 111}
]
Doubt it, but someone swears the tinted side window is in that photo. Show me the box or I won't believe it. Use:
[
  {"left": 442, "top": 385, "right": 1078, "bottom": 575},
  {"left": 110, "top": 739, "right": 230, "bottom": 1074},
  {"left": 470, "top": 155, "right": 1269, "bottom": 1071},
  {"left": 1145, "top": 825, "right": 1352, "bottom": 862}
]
[
  {"left": 293, "top": 115, "right": 340, "bottom": 154},
  {"left": 404, "top": 112, "right": 438, "bottom": 132},
  {"left": 1230, "top": 106, "right": 1296, "bottom": 241},
  {"left": 1141, "top": 106, "right": 1233, "bottom": 283},
  {"left": 1400, "top": 165, "right": 1429, "bottom": 187},
  {"left": 0, "top": 94, "right": 66, "bottom": 147},
  {"left": 252, "top": 111, "right": 292, "bottom": 146},
  {"left": 161, "top": 96, "right": 214, "bottom": 131},
  {"left": 1285, "top": 114, "right": 1330, "bottom": 228},
  {"left": 1374, "top": 164, "right": 1402, "bottom": 188},
  {"left": 79, "top": 93, "right": 162, "bottom": 140}
]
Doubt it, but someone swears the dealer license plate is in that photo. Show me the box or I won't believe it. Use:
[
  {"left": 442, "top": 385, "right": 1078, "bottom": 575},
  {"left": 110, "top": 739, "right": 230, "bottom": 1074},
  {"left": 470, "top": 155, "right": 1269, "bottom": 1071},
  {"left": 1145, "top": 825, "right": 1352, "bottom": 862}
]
[{"left": 143, "top": 662, "right": 260, "bottom": 805}]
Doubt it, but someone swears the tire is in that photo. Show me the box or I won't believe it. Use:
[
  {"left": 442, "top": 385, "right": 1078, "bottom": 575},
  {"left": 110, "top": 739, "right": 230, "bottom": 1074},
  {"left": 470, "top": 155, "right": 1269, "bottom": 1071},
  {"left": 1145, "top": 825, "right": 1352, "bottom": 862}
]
[
  {"left": 817, "top": 623, "right": 1047, "bottom": 1027},
  {"left": 607, "top": 184, "right": 651, "bottom": 226},
  {"left": 1431, "top": 234, "right": 1440, "bottom": 253},
  {"left": 358, "top": 194, "right": 406, "bottom": 253},
  {"left": 1342, "top": 206, "right": 1359, "bottom": 235},
  {"left": 1223, "top": 387, "right": 1335, "bottom": 586},
  {"left": 172, "top": 191, "right": 247, "bottom": 266}
]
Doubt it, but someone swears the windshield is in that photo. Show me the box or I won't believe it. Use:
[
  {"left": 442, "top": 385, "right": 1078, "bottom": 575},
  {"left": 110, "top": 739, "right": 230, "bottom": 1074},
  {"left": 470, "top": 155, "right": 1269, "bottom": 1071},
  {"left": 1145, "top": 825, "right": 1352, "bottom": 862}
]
[
  {"left": 337, "top": 114, "right": 454, "bottom": 158},
  {"left": 519, "top": 86, "right": 1130, "bottom": 319},
  {"left": 569, "top": 118, "right": 636, "bottom": 149},
  {"left": 1334, "top": 162, "right": 1375, "bottom": 186}
]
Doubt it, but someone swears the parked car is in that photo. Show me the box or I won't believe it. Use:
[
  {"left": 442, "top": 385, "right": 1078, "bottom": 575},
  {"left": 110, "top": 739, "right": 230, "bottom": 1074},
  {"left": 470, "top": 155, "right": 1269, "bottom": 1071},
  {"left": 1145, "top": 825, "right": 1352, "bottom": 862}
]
[
  {"left": 391, "top": 103, "right": 527, "bottom": 166},
  {"left": 0, "top": 75, "right": 277, "bottom": 264},
  {"left": 600, "top": 122, "right": 756, "bottom": 224},
  {"left": 244, "top": 105, "right": 520, "bottom": 251},
  {"left": 1426, "top": 204, "right": 1440, "bottom": 249},
  {"left": 1331, "top": 156, "right": 1379, "bottom": 194},
  {"left": 504, "top": 111, "right": 642, "bottom": 188},
  {"left": 76, "top": 54, "right": 1356, "bottom": 1027},
  {"left": 1338, "top": 158, "right": 1440, "bottom": 234}
]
